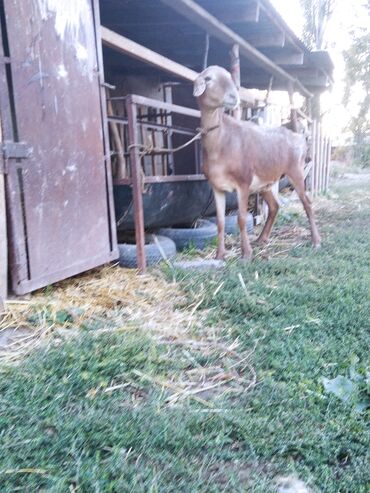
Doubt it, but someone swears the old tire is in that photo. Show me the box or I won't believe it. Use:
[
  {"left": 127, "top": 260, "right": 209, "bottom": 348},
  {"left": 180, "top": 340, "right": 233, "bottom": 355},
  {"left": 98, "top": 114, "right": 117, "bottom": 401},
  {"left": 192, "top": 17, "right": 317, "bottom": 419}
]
[
  {"left": 157, "top": 219, "right": 217, "bottom": 251},
  {"left": 209, "top": 212, "right": 254, "bottom": 235},
  {"left": 118, "top": 234, "right": 176, "bottom": 268},
  {"left": 279, "top": 176, "right": 292, "bottom": 192}
]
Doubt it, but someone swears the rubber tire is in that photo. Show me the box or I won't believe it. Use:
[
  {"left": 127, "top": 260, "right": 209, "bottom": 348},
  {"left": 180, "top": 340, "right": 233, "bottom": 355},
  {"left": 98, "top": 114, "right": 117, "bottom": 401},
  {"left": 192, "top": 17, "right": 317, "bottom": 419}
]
[
  {"left": 157, "top": 219, "right": 217, "bottom": 251},
  {"left": 118, "top": 234, "right": 176, "bottom": 268},
  {"left": 279, "top": 176, "right": 292, "bottom": 192},
  {"left": 209, "top": 212, "right": 254, "bottom": 235}
]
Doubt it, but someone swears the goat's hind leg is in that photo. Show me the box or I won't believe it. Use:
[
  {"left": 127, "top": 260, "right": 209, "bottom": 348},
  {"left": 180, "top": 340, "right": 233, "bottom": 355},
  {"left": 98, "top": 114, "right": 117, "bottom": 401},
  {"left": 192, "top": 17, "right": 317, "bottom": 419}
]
[
  {"left": 287, "top": 167, "right": 321, "bottom": 247},
  {"left": 213, "top": 188, "right": 227, "bottom": 260},
  {"left": 257, "top": 189, "right": 279, "bottom": 245},
  {"left": 237, "top": 186, "right": 252, "bottom": 260}
]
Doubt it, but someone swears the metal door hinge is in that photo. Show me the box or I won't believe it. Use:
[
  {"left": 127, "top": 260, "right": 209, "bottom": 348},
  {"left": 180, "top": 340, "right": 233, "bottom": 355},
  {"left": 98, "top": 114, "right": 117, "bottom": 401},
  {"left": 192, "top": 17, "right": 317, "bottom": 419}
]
[
  {"left": 2, "top": 141, "right": 31, "bottom": 160},
  {"left": 1, "top": 142, "right": 31, "bottom": 174}
]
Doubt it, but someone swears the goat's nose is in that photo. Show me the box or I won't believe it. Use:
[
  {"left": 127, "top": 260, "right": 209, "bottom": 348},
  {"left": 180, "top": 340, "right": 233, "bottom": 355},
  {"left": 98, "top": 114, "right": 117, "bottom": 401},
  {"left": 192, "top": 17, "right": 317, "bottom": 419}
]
[{"left": 224, "top": 92, "right": 240, "bottom": 109}]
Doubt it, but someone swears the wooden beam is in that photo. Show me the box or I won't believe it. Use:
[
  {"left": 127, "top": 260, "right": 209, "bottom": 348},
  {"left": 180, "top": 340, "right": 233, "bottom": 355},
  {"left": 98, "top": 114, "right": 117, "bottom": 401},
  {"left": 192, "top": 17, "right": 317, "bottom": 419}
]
[
  {"left": 160, "top": 0, "right": 312, "bottom": 98},
  {"left": 129, "top": 94, "right": 201, "bottom": 118},
  {"left": 101, "top": 26, "right": 198, "bottom": 82},
  {"left": 269, "top": 51, "right": 304, "bottom": 65},
  {"left": 245, "top": 31, "right": 285, "bottom": 48},
  {"left": 288, "top": 68, "right": 321, "bottom": 78},
  {"left": 301, "top": 75, "right": 330, "bottom": 88},
  {"left": 216, "top": 2, "right": 260, "bottom": 24},
  {"left": 101, "top": 26, "right": 257, "bottom": 105}
]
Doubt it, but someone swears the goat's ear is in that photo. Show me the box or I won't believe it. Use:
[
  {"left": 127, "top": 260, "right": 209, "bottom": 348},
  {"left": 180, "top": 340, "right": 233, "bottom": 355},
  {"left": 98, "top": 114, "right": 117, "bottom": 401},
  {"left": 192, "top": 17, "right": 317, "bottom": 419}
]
[{"left": 193, "top": 76, "right": 206, "bottom": 97}]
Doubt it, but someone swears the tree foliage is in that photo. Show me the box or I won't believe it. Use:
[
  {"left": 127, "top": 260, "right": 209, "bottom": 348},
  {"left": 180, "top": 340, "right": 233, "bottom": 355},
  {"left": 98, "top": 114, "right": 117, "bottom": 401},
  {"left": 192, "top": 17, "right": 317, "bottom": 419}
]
[
  {"left": 300, "top": 0, "right": 337, "bottom": 49},
  {"left": 343, "top": 31, "right": 370, "bottom": 137},
  {"left": 343, "top": 30, "right": 370, "bottom": 166}
]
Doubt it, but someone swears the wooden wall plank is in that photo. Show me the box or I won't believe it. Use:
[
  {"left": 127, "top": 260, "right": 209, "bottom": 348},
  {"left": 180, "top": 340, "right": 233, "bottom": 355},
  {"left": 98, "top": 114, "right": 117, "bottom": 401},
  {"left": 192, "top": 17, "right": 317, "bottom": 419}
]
[{"left": 0, "top": 171, "right": 7, "bottom": 304}]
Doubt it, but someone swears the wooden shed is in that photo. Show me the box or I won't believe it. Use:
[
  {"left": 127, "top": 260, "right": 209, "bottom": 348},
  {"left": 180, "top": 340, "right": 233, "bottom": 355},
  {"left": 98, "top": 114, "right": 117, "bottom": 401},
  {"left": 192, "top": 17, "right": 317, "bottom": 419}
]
[{"left": 0, "top": 0, "right": 333, "bottom": 299}]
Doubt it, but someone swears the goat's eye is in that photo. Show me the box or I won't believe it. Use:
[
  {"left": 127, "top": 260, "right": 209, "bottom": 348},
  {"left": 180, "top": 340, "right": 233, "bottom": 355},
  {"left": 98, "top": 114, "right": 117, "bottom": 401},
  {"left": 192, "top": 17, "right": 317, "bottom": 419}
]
[{"left": 205, "top": 76, "right": 212, "bottom": 82}]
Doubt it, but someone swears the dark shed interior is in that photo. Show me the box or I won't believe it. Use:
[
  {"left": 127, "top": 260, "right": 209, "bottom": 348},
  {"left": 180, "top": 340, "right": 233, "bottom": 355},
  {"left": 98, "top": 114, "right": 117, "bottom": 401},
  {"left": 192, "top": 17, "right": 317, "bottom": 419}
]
[{"left": 99, "top": 0, "right": 333, "bottom": 91}]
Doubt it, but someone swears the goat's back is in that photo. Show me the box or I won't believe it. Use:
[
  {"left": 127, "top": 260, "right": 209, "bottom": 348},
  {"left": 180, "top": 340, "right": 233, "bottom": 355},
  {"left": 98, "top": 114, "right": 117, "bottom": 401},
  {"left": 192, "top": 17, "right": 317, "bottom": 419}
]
[{"left": 223, "top": 115, "right": 307, "bottom": 177}]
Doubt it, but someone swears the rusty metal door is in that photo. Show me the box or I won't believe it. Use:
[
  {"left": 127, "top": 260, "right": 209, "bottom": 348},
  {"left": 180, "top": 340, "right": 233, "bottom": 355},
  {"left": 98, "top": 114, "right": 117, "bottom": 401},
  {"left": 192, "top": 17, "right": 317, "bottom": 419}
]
[{"left": 0, "top": 0, "right": 118, "bottom": 294}]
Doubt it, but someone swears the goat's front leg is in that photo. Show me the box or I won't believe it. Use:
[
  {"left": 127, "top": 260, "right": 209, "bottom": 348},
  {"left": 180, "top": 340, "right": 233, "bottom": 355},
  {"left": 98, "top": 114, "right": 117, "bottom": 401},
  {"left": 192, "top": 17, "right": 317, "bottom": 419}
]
[
  {"left": 257, "top": 190, "right": 280, "bottom": 244},
  {"left": 237, "top": 186, "right": 252, "bottom": 260},
  {"left": 213, "top": 188, "right": 226, "bottom": 260}
]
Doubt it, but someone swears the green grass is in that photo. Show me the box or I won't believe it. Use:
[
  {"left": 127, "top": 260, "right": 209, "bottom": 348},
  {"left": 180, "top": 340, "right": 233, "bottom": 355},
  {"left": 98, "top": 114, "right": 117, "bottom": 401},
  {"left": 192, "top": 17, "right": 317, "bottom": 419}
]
[{"left": 0, "top": 176, "right": 369, "bottom": 492}]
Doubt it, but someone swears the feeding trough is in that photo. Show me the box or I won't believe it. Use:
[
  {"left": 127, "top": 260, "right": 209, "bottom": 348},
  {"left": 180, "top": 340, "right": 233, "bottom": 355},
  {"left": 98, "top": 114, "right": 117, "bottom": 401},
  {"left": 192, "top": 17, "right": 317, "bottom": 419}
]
[{"left": 114, "top": 181, "right": 238, "bottom": 231}]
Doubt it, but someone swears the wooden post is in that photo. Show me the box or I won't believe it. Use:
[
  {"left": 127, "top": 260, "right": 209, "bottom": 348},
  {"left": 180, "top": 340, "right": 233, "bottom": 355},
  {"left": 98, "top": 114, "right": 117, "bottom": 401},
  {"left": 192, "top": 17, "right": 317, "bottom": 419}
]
[
  {"left": 107, "top": 99, "right": 126, "bottom": 179},
  {"left": 310, "top": 120, "right": 316, "bottom": 196},
  {"left": 326, "top": 137, "right": 330, "bottom": 190},
  {"left": 318, "top": 126, "right": 324, "bottom": 193},
  {"left": 322, "top": 135, "right": 328, "bottom": 192},
  {"left": 314, "top": 121, "right": 320, "bottom": 196},
  {"left": 325, "top": 137, "right": 330, "bottom": 190},
  {"left": 126, "top": 97, "right": 146, "bottom": 272},
  {"left": 288, "top": 83, "right": 298, "bottom": 133},
  {"left": 311, "top": 91, "right": 321, "bottom": 120},
  {"left": 316, "top": 125, "right": 321, "bottom": 194},
  {"left": 230, "top": 43, "right": 241, "bottom": 120},
  {"left": 325, "top": 138, "right": 331, "bottom": 191},
  {"left": 321, "top": 134, "right": 325, "bottom": 193}
]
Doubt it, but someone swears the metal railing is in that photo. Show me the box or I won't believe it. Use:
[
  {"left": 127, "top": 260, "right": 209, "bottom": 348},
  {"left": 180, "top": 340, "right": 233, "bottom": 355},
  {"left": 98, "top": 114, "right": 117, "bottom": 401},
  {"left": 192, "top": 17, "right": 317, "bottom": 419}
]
[{"left": 109, "top": 94, "right": 204, "bottom": 271}]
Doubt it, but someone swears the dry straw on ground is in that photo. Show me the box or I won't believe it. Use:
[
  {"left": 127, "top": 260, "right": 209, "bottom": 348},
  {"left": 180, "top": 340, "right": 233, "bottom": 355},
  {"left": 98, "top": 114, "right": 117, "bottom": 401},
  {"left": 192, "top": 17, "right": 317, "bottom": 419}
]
[
  {"left": 0, "top": 265, "right": 187, "bottom": 360},
  {"left": 0, "top": 263, "right": 257, "bottom": 404}
]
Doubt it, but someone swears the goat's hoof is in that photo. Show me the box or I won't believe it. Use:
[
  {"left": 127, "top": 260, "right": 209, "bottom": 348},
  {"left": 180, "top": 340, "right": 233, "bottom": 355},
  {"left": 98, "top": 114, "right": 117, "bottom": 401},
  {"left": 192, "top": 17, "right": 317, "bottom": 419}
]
[
  {"left": 216, "top": 252, "right": 226, "bottom": 260},
  {"left": 240, "top": 253, "right": 252, "bottom": 262},
  {"left": 312, "top": 236, "right": 321, "bottom": 249},
  {"left": 256, "top": 237, "right": 268, "bottom": 246}
]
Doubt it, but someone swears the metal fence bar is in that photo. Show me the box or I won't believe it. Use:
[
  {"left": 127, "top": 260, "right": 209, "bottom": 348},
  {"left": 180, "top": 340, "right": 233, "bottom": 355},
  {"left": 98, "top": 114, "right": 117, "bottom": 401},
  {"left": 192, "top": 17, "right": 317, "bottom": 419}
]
[
  {"left": 126, "top": 96, "right": 147, "bottom": 273},
  {"left": 310, "top": 120, "right": 317, "bottom": 196},
  {"left": 323, "top": 135, "right": 328, "bottom": 192},
  {"left": 319, "top": 124, "right": 324, "bottom": 193},
  {"left": 323, "top": 135, "right": 328, "bottom": 191},
  {"left": 314, "top": 122, "right": 320, "bottom": 196},
  {"left": 309, "top": 120, "right": 332, "bottom": 196},
  {"left": 320, "top": 129, "right": 324, "bottom": 193},
  {"left": 325, "top": 137, "right": 331, "bottom": 190}
]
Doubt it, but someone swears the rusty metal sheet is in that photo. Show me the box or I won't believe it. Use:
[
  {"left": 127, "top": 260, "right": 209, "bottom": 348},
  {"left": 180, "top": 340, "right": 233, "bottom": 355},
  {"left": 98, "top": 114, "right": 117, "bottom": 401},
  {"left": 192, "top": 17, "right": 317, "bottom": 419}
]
[{"left": 1, "top": 0, "right": 118, "bottom": 294}]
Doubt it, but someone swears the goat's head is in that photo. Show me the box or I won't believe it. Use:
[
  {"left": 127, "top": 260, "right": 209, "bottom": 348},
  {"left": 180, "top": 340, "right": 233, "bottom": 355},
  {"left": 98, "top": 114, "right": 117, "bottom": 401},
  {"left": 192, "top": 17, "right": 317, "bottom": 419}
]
[{"left": 193, "top": 66, "right": 240, "bottom": 110}]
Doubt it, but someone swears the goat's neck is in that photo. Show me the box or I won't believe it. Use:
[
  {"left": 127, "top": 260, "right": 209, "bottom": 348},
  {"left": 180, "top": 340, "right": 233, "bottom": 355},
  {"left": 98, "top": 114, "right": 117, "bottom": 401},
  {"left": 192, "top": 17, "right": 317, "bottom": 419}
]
[{"left": 201, "top": 108, "right": 223, "bottom": 138}]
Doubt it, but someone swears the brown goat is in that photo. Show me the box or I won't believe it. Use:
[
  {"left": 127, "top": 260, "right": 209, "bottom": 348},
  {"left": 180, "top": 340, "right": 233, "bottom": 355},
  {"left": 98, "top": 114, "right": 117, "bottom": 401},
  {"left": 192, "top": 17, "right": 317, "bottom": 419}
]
[{"left": 193, "top": 65, "right": 321, "bottom": 260}]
